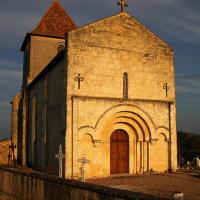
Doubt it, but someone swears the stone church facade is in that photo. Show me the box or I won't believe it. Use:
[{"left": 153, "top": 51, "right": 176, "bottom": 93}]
[{"left": 11, "top": 1, "right": 177, "bottom": 179}]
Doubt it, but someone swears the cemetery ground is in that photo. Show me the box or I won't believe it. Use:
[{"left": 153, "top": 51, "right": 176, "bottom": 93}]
[{"left": 89, "top": 169, "right": 200, "bottom": 200}]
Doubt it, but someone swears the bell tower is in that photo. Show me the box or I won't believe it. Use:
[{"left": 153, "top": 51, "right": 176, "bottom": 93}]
[
  {"left": 15, "top": 0, "right": 77, "bottom": 166},
  {"left": 21, "top": 0, "right": 77, "bottom": 86}
]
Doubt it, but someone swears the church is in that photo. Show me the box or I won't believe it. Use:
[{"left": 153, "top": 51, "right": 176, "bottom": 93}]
[{"left": 11, "top": 0, "right": 177, "bottom": 179}]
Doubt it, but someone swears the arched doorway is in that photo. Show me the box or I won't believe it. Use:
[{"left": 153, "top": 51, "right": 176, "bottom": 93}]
[{"left": 110, "top": 129, "right": 129, "bottom": 174}]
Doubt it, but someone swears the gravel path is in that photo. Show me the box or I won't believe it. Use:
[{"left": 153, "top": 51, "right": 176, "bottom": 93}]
[{"left": 88, "top": 169, "right": 200, "bottom": 200}]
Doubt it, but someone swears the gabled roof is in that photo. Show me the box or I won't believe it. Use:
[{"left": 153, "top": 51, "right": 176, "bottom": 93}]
[
  {"left": 32, "top": 1, "right": 76, "bottom": 36},
  {"left": 21, "top": 1, "right": 77, "bottom": 51},
  {"left": 69, "top": 12, "right": 173, "bottom": 50}
]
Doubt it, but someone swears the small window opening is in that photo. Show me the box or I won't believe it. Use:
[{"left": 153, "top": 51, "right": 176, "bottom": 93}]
[
  {"left": 123, "top": 72, "right": 128, "bottom": 99},
  {"left": 57, "top": 44, "right": 65, "bottom": 53}
]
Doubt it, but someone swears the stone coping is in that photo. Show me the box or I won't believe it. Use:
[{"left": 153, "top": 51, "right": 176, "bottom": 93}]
[{"left": 0, "top": 166, "right": 167, "bottom": 200}]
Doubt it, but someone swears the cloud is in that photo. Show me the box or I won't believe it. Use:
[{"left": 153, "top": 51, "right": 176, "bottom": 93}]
[
  {"left": 176, "top": 86, "right": 197, "bottom": 93},
  {"left": 0, "top": 68, "right": 21, "bottom": 78},
  {"left": 0, "top": 67, "right": 20, "bottom": 138},
  {"left": 176, "top": 74, "right": 200, "bottom": 94},
  {"left": 0, "top": 59, "right": 20, "bottom": 69},
  {"left": 0, "top": 99, "right": 10, "bottom": 106},
  {"left": 177, "top": 74, "right": 200, "bottom": 82},
  {"left": 0, "top": 0, "right": 199, "bottom": 48},
  {"left": 0, "top": 63, "right": 21, "bottom": 139},
  {"left": 0, "top": 0, "right": 199, "bottom": 135},
  {"left": 162, "top": 16, "right": 200, "bottom": 42},
  {"left": 0, "top": 93, "right": 9, "bottom": 99},
  {"left": 0, "top": 99, "right": 11, "bottom": 139},
  {"left": 0, "top": 13, "right": 39, "bottom": 48},
  {"left": 129, "top": 0, "right": 200, "bottom": 42},
  {"left": 0, "top": 66, "right": 22, "bottom": 102}
]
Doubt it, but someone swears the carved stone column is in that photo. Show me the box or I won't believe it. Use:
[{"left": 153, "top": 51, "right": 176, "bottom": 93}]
[{"left": 143, "top": 140, "right": 147, "bottom": 173}]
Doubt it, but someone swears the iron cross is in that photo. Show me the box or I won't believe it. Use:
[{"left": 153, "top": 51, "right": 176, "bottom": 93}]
[
  {"left": 55, "top": 144, "right": 65, "bottom": 178},
  {"left": 74, "top": 73, "right": 84, "bottom": 89},
  {"left": 163, "top": 83, "right": 170, "bottom": 97},
  {"left": 117, "top": 0, "right": 128, "bottom": 12}
]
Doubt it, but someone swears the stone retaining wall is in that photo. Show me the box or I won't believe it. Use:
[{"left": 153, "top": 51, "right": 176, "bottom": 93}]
[{"left": 0, "top": 167, "right": 166, "bottom": 200}]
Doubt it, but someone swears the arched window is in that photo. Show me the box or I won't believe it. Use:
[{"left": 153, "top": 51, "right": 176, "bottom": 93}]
[
  {"left": 123, "top": 72, "right": 128, "bottom": 99},
  {"left": 57, "top": 44, "right": 65, "bottom": 53}
]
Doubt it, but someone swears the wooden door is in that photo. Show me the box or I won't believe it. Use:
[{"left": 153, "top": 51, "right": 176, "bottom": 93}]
[{"left": 110, "top": 129, "right": 129, "bottom": 174}]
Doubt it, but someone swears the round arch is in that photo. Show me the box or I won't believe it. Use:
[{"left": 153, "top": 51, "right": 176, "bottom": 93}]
[
  {"left": 96, "top": 105, "right": 156, "bottom": 142},
  {"left": 156, "top": 126, "right": 170, "bottom": 141}
]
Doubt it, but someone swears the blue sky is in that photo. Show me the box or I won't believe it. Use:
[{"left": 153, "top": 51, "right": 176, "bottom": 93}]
[{"left": 0, "top": 0, "right": 200, "bottom": 139}]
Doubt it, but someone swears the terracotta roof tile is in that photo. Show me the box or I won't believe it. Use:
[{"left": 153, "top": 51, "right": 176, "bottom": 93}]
[{"left": 31, "top": 1, "right": 77, "bottom": 37}]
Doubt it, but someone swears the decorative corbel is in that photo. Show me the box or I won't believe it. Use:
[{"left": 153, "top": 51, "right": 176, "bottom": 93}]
[
  {"left": 165, "top": 138, "right": 170, "bottom": 143},
  {"left": 92, "top": 139, "right": 102, "bottom": 147},
  {"left": 150, "top": 138, "right": 158, "bottom": 145}
]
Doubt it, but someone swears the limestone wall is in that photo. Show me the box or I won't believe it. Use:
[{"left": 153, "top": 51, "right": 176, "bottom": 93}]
[
  {"left": 65, "top": 12, "right": 177, "bottom": 178},
  {"left": 67, "top": 97, "right": 175, "bottom": 178},
  {"left": 11, "top": 93, "right": 22, "bottom": 160},
  {"left": 27, "top": 58, "right": 66, "bottom": 174},
  {"left": 28, "top": 36, "right": 64, "bottom": 83},
  {"left": 67, "top": 12, "right": 175, "bottom": 101},
  {"left": 0, "top": 167, "right": 164, "bottom": 200},
  {"left": 0, "top": 140, "right": 10, "bottom": 165}
]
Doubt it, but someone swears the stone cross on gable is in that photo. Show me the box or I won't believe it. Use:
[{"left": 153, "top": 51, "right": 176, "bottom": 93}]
[
  {"left": 163, "top": 82, "right": 170, "bottom": 97},
  {"left": 117, "top": 0, "right": 128, "bottom": 12},
  {"left": 55, "top": 144, "right": 65, "bottom": 178},
  {"left": 78, "top": 154, "right": 90, "bottom": 182},
  {"left": 74, "top": 73, "right": 84, "bottom": 89}
]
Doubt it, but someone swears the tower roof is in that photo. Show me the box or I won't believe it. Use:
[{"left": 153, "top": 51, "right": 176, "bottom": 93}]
[{"left": 31, "top": 1, "right": 77, "bottom": 37}]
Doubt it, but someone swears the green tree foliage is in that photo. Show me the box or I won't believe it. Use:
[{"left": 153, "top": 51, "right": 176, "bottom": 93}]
[{"left": 177, "top": 131, "right": 200, "bottom": 161}]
